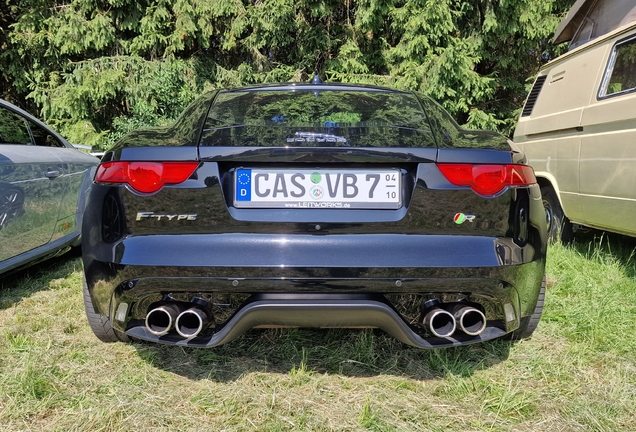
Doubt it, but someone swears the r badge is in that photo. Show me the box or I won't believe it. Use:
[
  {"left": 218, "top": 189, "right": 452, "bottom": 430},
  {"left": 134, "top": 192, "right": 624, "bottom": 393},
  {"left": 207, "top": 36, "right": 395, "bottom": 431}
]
[{"left": 454, "top": 213, "right": 476, "bottom": 224}]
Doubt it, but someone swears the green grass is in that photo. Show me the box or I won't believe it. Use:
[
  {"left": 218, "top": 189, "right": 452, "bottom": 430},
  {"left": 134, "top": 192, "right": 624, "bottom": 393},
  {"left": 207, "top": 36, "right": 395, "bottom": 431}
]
[{"left": 1, "top": 234, "right": 636, "bottom": 431}]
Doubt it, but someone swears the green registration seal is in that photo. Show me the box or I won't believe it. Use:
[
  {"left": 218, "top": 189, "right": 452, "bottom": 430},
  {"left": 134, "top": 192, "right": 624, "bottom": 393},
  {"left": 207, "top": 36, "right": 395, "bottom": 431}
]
[{"left": 310, "top": 172, "right": 322, "bottom": 184}]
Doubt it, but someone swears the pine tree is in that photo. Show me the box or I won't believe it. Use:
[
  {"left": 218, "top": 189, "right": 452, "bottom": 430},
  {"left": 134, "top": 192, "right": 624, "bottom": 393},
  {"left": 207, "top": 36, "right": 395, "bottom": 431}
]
[{"left": 0, "top": 0, "right": 574, "bottom": 149}]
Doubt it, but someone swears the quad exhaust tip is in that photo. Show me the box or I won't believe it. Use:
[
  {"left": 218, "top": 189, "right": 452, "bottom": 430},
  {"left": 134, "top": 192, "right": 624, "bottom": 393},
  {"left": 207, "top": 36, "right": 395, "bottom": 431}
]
[
  {"left": 175, "top": 306, "right": 211, "bottom": 338},
  {"left": 147, "top": 298, "right": 484, "bottom": 340},
  {"left": 453, "top": 305, "right": 487, "bottom": 336},
  {"left": 145, "top": 303, "right": 183, "bottom": 336},
  {"left": 422, "top": 300, "right": 487, "bottom": 338},
  {"left": 145, "top": 298, "right": 213, "bottom": 338},
  {"left": 423, "top": 307, "right": 456, "bottom": 338}
]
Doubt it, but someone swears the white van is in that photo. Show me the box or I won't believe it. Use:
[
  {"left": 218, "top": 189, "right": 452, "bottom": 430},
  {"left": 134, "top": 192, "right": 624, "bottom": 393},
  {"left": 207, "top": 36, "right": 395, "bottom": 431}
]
[{"left": 514, "top": 0, "right": 636, "bottom": 241}]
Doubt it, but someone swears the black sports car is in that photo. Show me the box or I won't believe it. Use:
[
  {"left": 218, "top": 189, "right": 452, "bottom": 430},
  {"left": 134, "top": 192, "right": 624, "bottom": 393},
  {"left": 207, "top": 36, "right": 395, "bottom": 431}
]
[{"left": 82, "top": 81, "right": 547, "bottom": 348}]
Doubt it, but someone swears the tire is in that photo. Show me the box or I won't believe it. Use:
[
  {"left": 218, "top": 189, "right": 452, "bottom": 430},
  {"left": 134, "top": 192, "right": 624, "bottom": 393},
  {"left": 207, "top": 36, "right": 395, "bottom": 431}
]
[
  {"left": 509, "top": 275, "right": 545, "bottom": 340},
  {"left": 541, "top": 185, "right": 573, "bottom": 244},
  {"left": 83, "top": 276, "right": 130, "bottom": 343}
]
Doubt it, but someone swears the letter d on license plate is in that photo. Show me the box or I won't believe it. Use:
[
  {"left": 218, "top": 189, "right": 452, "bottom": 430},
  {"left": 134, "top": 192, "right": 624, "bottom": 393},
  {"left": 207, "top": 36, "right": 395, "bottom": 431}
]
[{"left": 234, "top": 168, "right": 402, "bottom": 209}]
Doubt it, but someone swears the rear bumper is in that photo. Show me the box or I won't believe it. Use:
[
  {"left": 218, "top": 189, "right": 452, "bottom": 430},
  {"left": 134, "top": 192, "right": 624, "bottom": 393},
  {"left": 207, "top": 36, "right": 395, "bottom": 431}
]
[
  {"left": 95, "top": 233, "right": 523, "bottom": 268},
  {"left": 83, "top": 233, "right": 544, "bottom": 348}
]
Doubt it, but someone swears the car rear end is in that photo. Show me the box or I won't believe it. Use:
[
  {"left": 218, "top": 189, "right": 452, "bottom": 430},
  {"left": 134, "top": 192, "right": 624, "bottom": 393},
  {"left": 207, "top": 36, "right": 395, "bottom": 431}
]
[{"left": 82, "top": 84, "right": 546, "bottom": 348}]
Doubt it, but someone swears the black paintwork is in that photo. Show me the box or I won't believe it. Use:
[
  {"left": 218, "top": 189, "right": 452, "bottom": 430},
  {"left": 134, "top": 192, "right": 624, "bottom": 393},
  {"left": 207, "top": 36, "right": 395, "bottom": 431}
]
[
  {"left": 83, "top": 83, "right": 547, "bottom": 348},
  {"left": 102, "top": 92, "right": 216, "bottom": 155}
]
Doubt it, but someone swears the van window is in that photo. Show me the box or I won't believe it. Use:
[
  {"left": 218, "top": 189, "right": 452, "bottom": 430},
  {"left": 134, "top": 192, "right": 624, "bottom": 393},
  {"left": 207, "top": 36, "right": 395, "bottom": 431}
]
[
  {"left": 570, "top": 0, "right": 636, "bottom": 50},
  {"left": 600, "top": 37, "right": 636, "bottom": 97}
]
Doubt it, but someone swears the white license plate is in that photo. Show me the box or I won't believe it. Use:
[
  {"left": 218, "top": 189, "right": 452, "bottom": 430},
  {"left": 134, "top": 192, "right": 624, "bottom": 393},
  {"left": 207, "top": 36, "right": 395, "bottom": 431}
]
[{"left": 234, "top": 168, "right": 402, "bottom": 209}]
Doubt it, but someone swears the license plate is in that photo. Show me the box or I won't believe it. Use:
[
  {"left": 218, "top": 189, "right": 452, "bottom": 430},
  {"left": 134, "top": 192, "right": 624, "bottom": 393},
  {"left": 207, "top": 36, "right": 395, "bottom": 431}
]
[{"left": 234, "top": 168, "right": 402, "bottom": 209}]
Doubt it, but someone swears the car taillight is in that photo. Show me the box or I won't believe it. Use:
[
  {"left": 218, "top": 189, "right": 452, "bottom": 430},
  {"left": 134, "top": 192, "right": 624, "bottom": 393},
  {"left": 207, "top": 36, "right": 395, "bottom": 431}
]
[
  {"left": 437, "top": 164, "right": 536, "bottom": 196},
  {"left": 95, "top": 161, "right": 199, "bottom": 194}
]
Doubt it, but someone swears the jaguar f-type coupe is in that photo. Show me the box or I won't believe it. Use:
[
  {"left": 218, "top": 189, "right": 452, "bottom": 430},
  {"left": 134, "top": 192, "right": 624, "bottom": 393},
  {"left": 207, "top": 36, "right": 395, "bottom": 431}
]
[{"left": 82, "top": 81, "right": 547, "bottom": 348}]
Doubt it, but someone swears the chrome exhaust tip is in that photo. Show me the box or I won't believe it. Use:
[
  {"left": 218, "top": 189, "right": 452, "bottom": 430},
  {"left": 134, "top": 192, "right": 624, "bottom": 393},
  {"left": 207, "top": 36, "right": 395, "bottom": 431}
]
[
  {"left": 453, "top": 305, "right": 487, "bottom": 336},
  {"left": 423, "top": 308, "right": 456, "bottom": 338},
  {"left": 145, "top": 304, "right": 182, "bottom": 336},
  {"left": 175, "top": 307, "right": 211, "bottom": 338}
]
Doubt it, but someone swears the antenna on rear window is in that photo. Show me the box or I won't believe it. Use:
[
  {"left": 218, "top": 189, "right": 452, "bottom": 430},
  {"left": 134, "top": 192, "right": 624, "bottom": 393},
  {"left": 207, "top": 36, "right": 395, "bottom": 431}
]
[{"left": 311, "top": 71, "right": 324, "bottom": 98}]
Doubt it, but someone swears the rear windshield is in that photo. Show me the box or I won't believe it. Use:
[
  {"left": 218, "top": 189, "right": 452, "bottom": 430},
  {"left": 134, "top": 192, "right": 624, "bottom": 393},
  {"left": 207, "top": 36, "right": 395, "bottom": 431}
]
[{"left": 200, "top": 89, "right": 435, "bottom": 148}]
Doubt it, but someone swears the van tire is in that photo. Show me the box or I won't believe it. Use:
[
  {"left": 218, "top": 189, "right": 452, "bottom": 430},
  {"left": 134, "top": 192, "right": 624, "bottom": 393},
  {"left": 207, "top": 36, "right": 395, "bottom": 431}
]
[
  {"left": 541, "top": 186, "right": 573, "bottom": 244},
  {"left": 83, "top": 276, "right": 130, "bottom": 343}
]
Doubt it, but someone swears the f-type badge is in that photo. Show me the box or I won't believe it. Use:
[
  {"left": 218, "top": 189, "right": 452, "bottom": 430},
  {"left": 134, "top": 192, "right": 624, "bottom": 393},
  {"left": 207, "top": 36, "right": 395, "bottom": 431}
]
[
  {"left": 454, "top": 213, "right": 476, "bottom": 224},
  {"left": 136, "top": 212, "right": 197, "bottom": 221}
]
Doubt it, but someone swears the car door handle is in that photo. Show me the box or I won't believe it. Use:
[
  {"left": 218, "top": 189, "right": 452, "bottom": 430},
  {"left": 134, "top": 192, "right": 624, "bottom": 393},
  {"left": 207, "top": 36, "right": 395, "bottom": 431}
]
[{"left": 45, "top": 170, "right": 61, "bottom": 179}]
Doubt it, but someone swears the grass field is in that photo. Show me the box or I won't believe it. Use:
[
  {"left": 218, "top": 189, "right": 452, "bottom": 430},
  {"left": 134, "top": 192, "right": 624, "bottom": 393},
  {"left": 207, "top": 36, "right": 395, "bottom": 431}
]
[{"left": 1, "top": 233, "right": 635, "bottom": 431}]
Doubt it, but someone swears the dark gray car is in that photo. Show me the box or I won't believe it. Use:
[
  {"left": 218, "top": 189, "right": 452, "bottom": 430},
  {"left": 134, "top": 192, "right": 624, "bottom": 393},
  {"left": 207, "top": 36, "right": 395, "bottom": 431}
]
[{"left": 0, "top": 99, "right": 98, "bottom": 276}]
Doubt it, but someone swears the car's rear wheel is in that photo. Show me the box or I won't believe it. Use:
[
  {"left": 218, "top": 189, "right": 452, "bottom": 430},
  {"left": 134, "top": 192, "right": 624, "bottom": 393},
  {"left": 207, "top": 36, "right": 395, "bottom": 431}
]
[
  {"left": 541, "top": 185, "right": 573, "bottom": 244},
  {"left": 509, "top": 275, "right": 545, "bottom": 340},
  {"left": 83, "top": 276, "right": 130, "bottom": 343}
]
